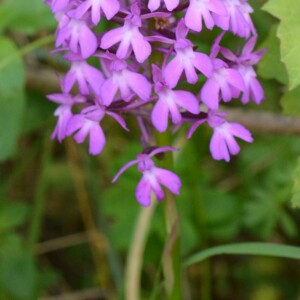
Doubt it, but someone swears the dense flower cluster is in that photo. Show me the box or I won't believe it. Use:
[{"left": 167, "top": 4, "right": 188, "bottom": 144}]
[{"left": 46, "top": 0, "right": 265, "bottom": 206}]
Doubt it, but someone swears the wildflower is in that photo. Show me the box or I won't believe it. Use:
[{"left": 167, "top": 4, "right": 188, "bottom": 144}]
[
  {"left": 185, "top": 0, "right": 227, "bottom": 32},
  {"left": 56, "top": 18, "right": 98, "bottom": 58},
  {"left": 47, "top": 93, "right": 86, "bottom": 142},
  {"left": 213, "top": 0, "right": 256, "bottom": 38},
  {"left": 112, "top": 147, "right": 181, "bottom": 206},
  {"left": 66, "top": 105, "right": 128, "bottom": 155},
  {"left": 164, "top": 20, "right": 212, "bottom": 88},
  {"left": 100, "top": 57, "right": 152, "bottom": 105},
  {"left": 74, "top": 0, "right": 120, "bottom": 25},
  {"left": 151, "top": 65, "right": 200, "bottom": 132},
  {"left": 148, "top": 0, "right": 179, "bottom": 12},
  {"left": 63, "top": 55, "right": 104, "bottom": 95},
  {"left": 188, "top": 110, "right": 253, "bottom": 161},
  {"left": 220, "top": 36, "right": 266, "bottom": 104},
  {"left": 200, "top": 58, "right": 245, "bottom": 110},
  {"left": 100, "top": 3, "right": 151, "bottom": 63}
]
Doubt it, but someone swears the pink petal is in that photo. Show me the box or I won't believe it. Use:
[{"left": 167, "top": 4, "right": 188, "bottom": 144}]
[
  {"left": 210, "top": 130, "right": 230, "bottom": 162},
  {"left": 79, "top": 26, "right": 97, "bottom": 58},
  {"left": 200, "top": 77, "right": 220, "bottom": 109},
  {"left": 164, "top": 0, "right": 179, "bottom": 11},
  {"left": 135, "top": 176, "right": 152, "bottom": 206},
  {"left": 101, "top": 0, "right": 120, "bottom": 20},
  {"left": 230, "top": 123, "right": 253, "bottom": 143},
  {"left": 116, "top": 37, "right": 131, "bottom": 59},
  {"left": 100, "top": 27, "right": 123, "bottom": 49},
  {"left": 126, "top": 71, "right": 152, "bottom": 100},
  {"left": 185, "top": 4, "right": 202, "bottom": 32},
  {"left": 101, "top": 78, "right": 119, "bottom": 106},
  {"left": 250, "top": 78, "right": 264, "bottom": 104},
  {"left": 193, "top": 53, "right": 213, "bottom": 78},
  {"left": 151, "top": 98, "right": 169, "bottom": 132},
  {"left": 174, "top": 91, "right": 200, "bottom": 114},
  {"left": 154, "top": 168, "right": 181, "bottom": 195},
  {"left": 83, "top": 65, "right": 104, "bottom": 95},
  {"left": 131, "top": 32, "right": 152, "bottom": 63},
  {"left": 89, "top": 124, "right": 105, "bottom": 155},
  {"left": 148, "top": 0, "right": 160, "bottom": 11},
  {"left": 164, "top": 56, "right": 184, "bottom": 88},
  {"left": 63, "top": 70, "right": 77, "bottom": 93}
]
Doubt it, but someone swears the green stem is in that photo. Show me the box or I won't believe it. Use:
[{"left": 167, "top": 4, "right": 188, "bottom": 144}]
[
  {"left": 194, "top": 188, "right": 212, "bottom": 300},
  {"left": 0, "top": 35, "right": 54, "bottom": 70},
  {"left": 155, "top": 130, "right": 182, "bottom": 300},
  {"left": 28, "top": 133, "right": 53, "bottom": 248}
]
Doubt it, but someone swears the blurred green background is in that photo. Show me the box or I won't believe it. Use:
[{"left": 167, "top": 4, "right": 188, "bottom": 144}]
[{"left": 1, "top": 0, "right": 300, "bottom": 299}]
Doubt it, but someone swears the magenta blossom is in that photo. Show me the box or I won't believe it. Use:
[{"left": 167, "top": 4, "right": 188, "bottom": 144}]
[
  {"left": 188, "top": 110, "right": 253, "bottom": 161},
  {"left": 100, "top": 3, "right": 151, "bottom": 63},
  {"left": 220, "top": 36, "right": 266, "bottom": 104},
  {"left": 47, "top": 93, "right": 86, "bottom": 142},
  {"left": 200, "top": 58, "right": 245, "bottom": 110},
  {"left": 50, "top": 0, "right": 70, "bottom": 13},
  {"left": 148, "top": 0, "right": 179, "bottom": 12},
  {"left": 74, "top": 0, "right": 120, "bottom": 25},
  {"left": 213, "top": 0, "right": 256, "bottom": 38},
  {"left": 164, "top": 20, "right": 212, "bottom": 88},
  {"left": 185, "top": 0, "right": 227, "bottom": 32},
  {"left": 151, "top": 65, "right": 200, "bottom": 132},
  {"left": 100, "top": 57, "right": 152, "bottom": 105},
  {"left": 63, "top": 56, "right": 104, "bottom": 95},
  {"left": 67, "top": 105, "right": 128, "bottom": 155},
  {"left": 56, "top": 18, "right": 98, "bottom": 58},
  {"left": 112, "top": 147, "right": 181, "bottom": 206}
]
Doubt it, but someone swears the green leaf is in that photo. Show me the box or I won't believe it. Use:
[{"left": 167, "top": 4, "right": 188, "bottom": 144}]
[
  {"left": 263, "top": 0, "right": 300, "bottom": 89},
  {"left": 257, "top": 25, "right": 288, "bottom": 84},
  {"left": 281, "top": 85, "right": 300, "bottom": 116},
  {"left": 0, "top": 235, "right": 38, "bottom": 299},
  {"left": 0, "top": 202, "right": 29, "bottom": 233},
  {"left": 0, "top": 0, "right": 55, "bottom": 34},
  {"left": 185, "top": 242, "right": 300, "bottom": 266},
  {"left": 291, "top": 157, "right": 300, "bottom": 208},
  {"left": 0, "top": 37, "right": 25, "bottom": 160}
]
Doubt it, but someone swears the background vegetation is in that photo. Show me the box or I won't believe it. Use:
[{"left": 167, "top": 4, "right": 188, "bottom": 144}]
[{"left": 1, "top": 0, "right": 300, "bottom": 299}]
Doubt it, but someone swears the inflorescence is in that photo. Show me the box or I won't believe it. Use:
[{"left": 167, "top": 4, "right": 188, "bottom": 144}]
[{"left": 46, "top": 0, "right": 266, "bottom": 206}]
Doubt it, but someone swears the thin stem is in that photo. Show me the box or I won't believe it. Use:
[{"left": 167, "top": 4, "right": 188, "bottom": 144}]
[
  {"left": 125, "top": 200, "right": 157, "bottom": 300},
  {"left": 88, "top": 156, "right": 124, "bottom": 296},
  {"left": 0, "top": 35, "right": 54, "bottom": 70},
  {"left": 65, "top": 139, "right": 109, "bottom": 289},
  {"left": 155, "top": 130, "right": 182, "bottom": 300},
  {"left": 28, "top": 133, "right": 53, "bottom": 248}
]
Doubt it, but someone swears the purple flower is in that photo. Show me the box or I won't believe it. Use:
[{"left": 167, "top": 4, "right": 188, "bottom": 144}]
[
  {"left": 185, "top": 0, "right": 227, "bottom": 32},
  {"left": 164, "top": 20, "right": 212, "bottom": 88},
  {"left": 56, "top": 18, "right": 98, "bottom": 58},
  {"left": 213, "top": 0, "right": 255, "bottom": 38},
  {"left": 188, "top": 110, "right": 253, "bottom": 161},
  {"left": 148, "top": 0, "right": 179, "bottom": 12},
  {"left": 200, "top": 58, "right": 245, "bottom": 110},
  {"left": 47, "top": 93, "right": 86, "bottom": 142},
  {"left": 112, "top": 147, "right": 181, "bottom": 206},
  {"left": 100, "top": 3, "right": 151, "bottom": 63},
  {"left": 220, "top": 36, "right": 266, "bottom": 104},
  {"left": 151, "top": 65, "right": 200, "bottom": 132},
  {"left": 209, "top": 121, "right": 253, "bottom": 162},
  {"left": 63, "top": 56, "right": 104, "bottom": 95},
  {"left": 67, "top": 105, "right": 128, "bottom": 155},
  {"left": 50, "top": 0, "right": 70, "bottom": 12},
  {"left": 237, "top": 64, "right": 264, "bottom": 104},
  {"left": 74, "top": 0, "right": 120, "bottom": 25},
  {"left": 100, "top": 57, "right": 152, "bottom": 105}
]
